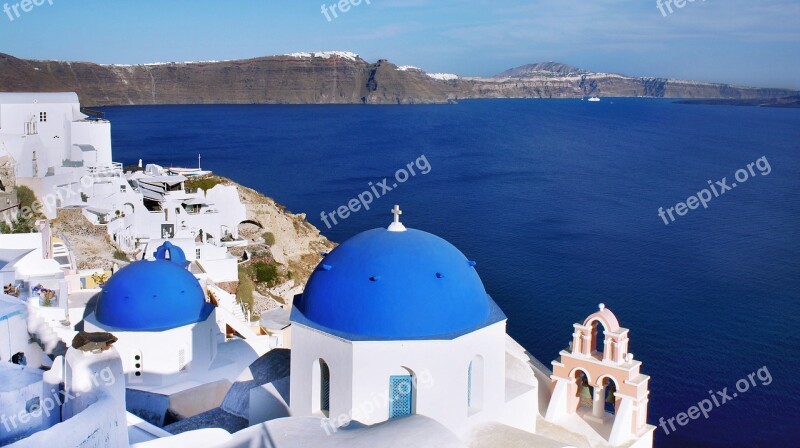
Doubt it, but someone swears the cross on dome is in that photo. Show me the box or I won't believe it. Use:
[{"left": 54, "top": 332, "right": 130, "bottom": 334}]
[{"left": 388, "top": 205, "right": 407, "bottom": 232}]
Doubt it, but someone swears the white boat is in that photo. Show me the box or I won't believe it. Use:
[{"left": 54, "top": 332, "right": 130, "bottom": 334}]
[
  {"left": 588, "top": 96, "right": 601, "bottom": 102},
  {"left": 168, "top": 154, "right": 212, "bottom": 177}
]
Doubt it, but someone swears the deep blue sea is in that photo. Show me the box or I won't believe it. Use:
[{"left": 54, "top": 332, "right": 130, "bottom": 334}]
[{"left": 99, "top": 99, "right": 800, "bottom": 448}]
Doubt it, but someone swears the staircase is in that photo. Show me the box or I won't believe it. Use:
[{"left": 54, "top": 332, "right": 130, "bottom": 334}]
[
  {"left": 26, "top": 303, "right": 67, "bottom": 357},
  {"left": 208, "top": 284, "right": 248, "bottom": 323}
]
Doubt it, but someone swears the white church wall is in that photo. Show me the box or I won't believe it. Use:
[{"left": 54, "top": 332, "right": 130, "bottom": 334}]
[
  {"left": 289, "top": 324, "right": 354, "bottom": 422},
  {"left": 83, "top": 311, "right": 219, "bottom": 386},
  {"left": 348, "top": 321, "right": 507, "bottom": 433}
]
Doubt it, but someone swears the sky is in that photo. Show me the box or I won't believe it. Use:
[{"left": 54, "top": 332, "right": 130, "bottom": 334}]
[{"left": 0, "top": 0, "right": 798, "bottom": 89}]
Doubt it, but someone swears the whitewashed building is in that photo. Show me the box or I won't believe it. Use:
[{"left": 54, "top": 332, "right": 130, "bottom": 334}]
[
  {"left": 0, "top": 92, "right": 113, "bottom": 218},
  {"left": 289, "top": 210, "right": 538, "bottom": 435}
]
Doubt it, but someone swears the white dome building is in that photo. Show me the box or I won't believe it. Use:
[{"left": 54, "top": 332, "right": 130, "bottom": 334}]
[{"left": 289, "top": 209, "right": 538, "bottom": 435}]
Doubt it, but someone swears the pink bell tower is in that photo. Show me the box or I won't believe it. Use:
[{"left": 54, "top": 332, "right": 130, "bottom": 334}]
[{"left": 545, "top": 304, "right": 653, "bottom": 446}]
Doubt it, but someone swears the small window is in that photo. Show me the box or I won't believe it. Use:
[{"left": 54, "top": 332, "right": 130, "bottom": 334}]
[
  {"left": 196, "top": 249, "right": 201, "bottom": 259},
  {"left": 321, "top": 362, "right": 330, "bottom": 413},
  {"left": 39, "top": 112, "right": 47, "bottom": 122},
  {"left": 25, "top": 397, "right": 41, "bottom": 414},
  {"left": 468, "top": 356, "right": 484, "bottom": 413}
]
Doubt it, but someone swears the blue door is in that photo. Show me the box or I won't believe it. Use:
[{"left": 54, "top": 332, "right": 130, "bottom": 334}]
[{"left": 389, "top": 375, "right": 413, "bottom": 419}]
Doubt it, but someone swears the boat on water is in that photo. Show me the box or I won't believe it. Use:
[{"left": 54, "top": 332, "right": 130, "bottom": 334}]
[
  {"left": 588, "top": 96, "right": 601, "bottom": 102},
  {"left": 168, "top": 154, "right": 212, "bottom": 177}
]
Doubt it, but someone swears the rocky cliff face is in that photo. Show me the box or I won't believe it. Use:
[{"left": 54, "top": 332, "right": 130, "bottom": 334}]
[
  {"left": 455, "top": 73, "right": 795, "bottom": 100},
  {"left": 0, "top": 52, "right": 794, "bottom": 105},
  {"left": 0, "top": 52, "right": 455, "bottom": 105}
]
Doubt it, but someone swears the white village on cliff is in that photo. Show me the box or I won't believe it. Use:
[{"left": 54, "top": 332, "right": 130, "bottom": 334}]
[{"left": 0, "top": 93, "right": 654, "bottom": 448}]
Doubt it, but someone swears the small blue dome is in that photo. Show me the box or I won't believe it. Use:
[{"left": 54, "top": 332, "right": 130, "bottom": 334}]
[
  {"left": 294, "top": 228, "right": 498, "bottom": 339},
  {"left": 95, "top": 243, "right": 212, "bottom": 331},
  {"left": 153, "top": 241, "right": 188, "bottom": 267}
]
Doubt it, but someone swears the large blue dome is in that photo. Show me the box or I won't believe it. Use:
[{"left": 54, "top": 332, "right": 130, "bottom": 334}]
[
  {"left": 293, "top": 227, "right": 503, "bottom": 340},
  {"left": 95, "top": 243, "right": 212, "bottom": 331}
]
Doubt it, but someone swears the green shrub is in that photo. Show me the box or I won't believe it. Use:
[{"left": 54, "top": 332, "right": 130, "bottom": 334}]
[
  {"left": 1, "top": 214, "right": 36, "bottom": 234},
  {"left": 254, "top": 262, "right": 280, "bottom": 286},
  {"left": 185, "top": 177, "right": 223, "bottom": 192},
  {"left": 262, "top": 232, "right": 276, "bottom": 246},
  {"left": 113, "top": 250, "right": 128, "bottom": 262},
  {"left": 16, "top": 186, "right": 37, "bottom": 209}
]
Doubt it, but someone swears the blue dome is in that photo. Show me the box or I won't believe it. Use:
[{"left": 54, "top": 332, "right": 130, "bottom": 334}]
[
  {"left": 294, "top": 228, "right": 502, "bottom": 339},
  {"left": 95, "top": 243, "right": 212, "bottom": 331}
]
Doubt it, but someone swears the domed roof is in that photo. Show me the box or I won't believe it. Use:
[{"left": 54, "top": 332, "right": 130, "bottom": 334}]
[
  {"left": 293, "top": 213, "right": 503, "bottom": 340},
  {"left": 94, "top": 242, "right": 212, "bottom": 331}
]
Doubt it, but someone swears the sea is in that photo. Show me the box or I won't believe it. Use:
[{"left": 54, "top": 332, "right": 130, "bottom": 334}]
[{"left": 99, "top": 98, "right": 800, "bottom": 448}]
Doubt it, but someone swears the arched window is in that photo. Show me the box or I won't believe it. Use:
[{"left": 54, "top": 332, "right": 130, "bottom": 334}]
[
  {"left": 321, "top": 362, "right": 330, "bottom": 413},
  {"left": 312, "top": 359, "right": 330, "bottom": 416},
  {"left": 598, "top": 376, "right": 619, "bottom": 415},
  {"left": 590, "top": 320, "right": 607, "bottom": 355},
  {"left": 573, "top": 369, "right": 593, "bottom": 412},
  {"left": 468, "top": 355, "right": 484, "bottom": 414}
]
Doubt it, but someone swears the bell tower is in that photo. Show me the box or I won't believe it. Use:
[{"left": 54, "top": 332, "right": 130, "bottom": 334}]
[{"left": 545, "top": 305, "right": 652, "bottom": 446}]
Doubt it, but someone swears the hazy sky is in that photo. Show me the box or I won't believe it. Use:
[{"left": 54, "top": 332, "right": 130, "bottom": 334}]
[{"left": 1, "top": 0, "right": 798, "bottom": 88}]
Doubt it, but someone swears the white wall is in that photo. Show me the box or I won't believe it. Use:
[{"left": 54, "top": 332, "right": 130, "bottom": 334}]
[
  {"left": 349, "top": 323, "right": 507, "bottom": 433},
  {"left": 0, "top": 364, "right": 48, "bottom": 444},
  {"left": 70, "top": 120, "right": 112, "bottom": 165},
  {"left": 83, "top": 311, "right": 220, "bottom": 387},
  {"left": 0, "top": 96, "right": 80, "bottom": 172},
  {"left": 290, "top": 324, "right": 354, "bottom": 422},
  {"left": 290, "top": 321, "right": 513, "bottom": 436},
  {"left": 197, "top": 258, "right": 238, "bottom": 283}
]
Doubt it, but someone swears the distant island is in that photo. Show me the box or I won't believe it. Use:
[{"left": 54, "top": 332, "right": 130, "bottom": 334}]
[
  {"left": 675, "top": 95, "right": 800, "bottom": 108},
  {"left": 0, "top": 51, "right": 795, "bottom": 106}
]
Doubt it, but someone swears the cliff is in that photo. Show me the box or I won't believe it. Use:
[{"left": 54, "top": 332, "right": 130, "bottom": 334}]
[
  {"left": 1, "top": 52, "right": 794, "bottom": 105},
  {"left": 0, "top": 52, "right": 454, "bottom": 105}
]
